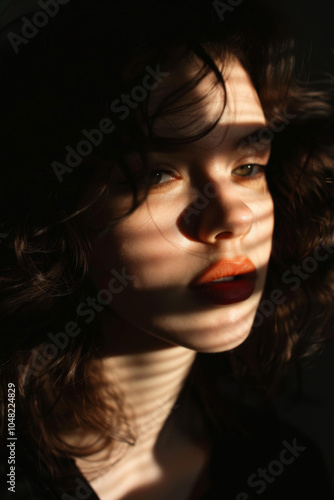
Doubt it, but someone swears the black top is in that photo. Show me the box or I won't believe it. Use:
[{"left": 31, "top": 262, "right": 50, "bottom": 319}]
[{"left": 1, "top": 345, "right": 334, "bottom": 499}]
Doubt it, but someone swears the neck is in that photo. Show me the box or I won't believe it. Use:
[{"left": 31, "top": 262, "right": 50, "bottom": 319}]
[
  {"left": 74, "top": 312, "right": 198, "bottom": 478},
  {"left": 103, "top": 346, "right": 196, "bottom": 445},
  {"left": 98, "top": 312, "right": 197, "bottom": 446}
]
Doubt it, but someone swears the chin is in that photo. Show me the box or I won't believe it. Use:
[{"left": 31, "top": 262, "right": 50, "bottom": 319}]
[
  {"left": 194, "top": 333, "right": 251, "bottom": 354},
  {"left": 189, "top": 328, "right": 253, "bottom": 354},
  {"left": 147, "top": 317, "right": 255, "bottom": 354}
]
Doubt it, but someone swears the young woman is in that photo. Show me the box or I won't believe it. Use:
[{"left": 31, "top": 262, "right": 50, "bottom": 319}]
[{"left": 0, "top": 0, "right": 333, "bottom": 498}]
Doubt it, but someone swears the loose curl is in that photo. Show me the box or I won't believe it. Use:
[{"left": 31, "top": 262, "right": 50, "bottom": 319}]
[{"left": 0, "top": 0, "right": 333, "bottom": 482}]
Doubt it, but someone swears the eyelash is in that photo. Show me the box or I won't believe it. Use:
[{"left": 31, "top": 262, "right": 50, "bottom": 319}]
[
  {"left": 232, "top": 163, "right": 266, "bottom": 179},
  {"left": 148, "top": 163, "right": 266, "bottom": 189},
  {"left": 149, "top": 167, "right": 179, "bottom": 188}
]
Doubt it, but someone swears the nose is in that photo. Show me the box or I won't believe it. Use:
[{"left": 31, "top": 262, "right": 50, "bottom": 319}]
[{"left": 195, "top": 179, "right": 254, "bottom": 244}]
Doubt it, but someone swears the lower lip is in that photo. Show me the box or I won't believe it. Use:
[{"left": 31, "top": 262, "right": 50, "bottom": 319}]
[{"left": 190, "top": 277, "right": 256, "bottom": 305}]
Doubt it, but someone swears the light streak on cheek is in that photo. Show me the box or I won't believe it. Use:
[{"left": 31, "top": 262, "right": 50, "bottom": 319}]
[
  {"left": 110, "top": 202, "right": 158, "bottom": 236},
  {"left": 250, "top": 184, "right": 274, "bottom": 229},
  {"left": 139, "top": 198, "right": 184, "bottom": 238},
  {"left": 247, "top": 193, "right": 274, "bottom": 280}
]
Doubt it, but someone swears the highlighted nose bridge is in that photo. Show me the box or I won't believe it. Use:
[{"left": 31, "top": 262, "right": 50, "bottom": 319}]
[{"left": 191, "top": 174, "right": 254, "bottom": 243}]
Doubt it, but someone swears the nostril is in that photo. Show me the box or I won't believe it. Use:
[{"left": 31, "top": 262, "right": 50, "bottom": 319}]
[{"left": 215, "top": 231, "right": 234, "bottom": 239}]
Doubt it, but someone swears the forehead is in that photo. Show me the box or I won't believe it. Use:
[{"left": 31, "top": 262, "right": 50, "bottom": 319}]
[{"left": 147, "top": 55, "right": 267, "bottom": 150}]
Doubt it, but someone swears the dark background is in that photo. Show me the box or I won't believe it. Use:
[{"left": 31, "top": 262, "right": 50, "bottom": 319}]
[
  {"left": 0, "top": 0, "right": 333, "bottom": 498},
  {"left": 276, "top": 0, "right": 334, "bottom": 75}
]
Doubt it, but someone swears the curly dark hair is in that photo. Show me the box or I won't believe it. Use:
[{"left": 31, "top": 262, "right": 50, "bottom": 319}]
[{"left": 0, "top": 0, "right": 333, "bottom": 481}]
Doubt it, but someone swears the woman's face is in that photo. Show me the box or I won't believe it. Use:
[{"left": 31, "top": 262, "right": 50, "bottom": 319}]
[{"left": 87, "top": 56, "right": 274, "bottom": 353}]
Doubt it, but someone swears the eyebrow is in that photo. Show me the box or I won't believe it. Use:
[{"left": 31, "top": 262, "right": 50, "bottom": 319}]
[
  {"left": 148, "top": 126, "right": 272, "bottom": 154},
  {"left": 235, "top": 127, "right": 272, "bottom": 152}
]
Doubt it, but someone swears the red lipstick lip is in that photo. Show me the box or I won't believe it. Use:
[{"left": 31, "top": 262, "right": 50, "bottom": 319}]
[
  {"left": 190, "top": 257, "right": 257, "bottom": 286},
  {"left": 189, "top": 257, "right": 257, "bottom": 305}
]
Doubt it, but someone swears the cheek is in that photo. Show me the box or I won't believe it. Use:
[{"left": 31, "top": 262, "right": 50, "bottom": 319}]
[
  {"left": 253, "top": 194, "right": 275, "bottom": 287},
  {"left": 251, "top": 190, "right": 275, "bottom": 241},
  {"left": 87, "top": 202, "right": 176, "bottom": 288},
  {"left": 264, "top": 195, "right": 275, "bottom": 246}
]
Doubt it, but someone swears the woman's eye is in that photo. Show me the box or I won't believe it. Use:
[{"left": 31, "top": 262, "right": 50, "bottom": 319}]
[
  {"left": 149, "top": 169, "right": 178, "bottom": 187},
  {"left": 233, "top": 164, "right": 265, "bottom": 178}
]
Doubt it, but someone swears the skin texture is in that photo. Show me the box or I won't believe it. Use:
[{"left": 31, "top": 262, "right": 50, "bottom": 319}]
[
  {"left": 88, "top": 56, "right": 274, "bottom": 355},
  {"left": 76, "top": 56, "right": 275, "bottom": 499}
]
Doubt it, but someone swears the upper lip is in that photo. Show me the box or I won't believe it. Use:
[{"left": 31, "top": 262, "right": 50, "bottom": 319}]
[{"left": 190, "top": 257, "right": 257, "bottom": 286}]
